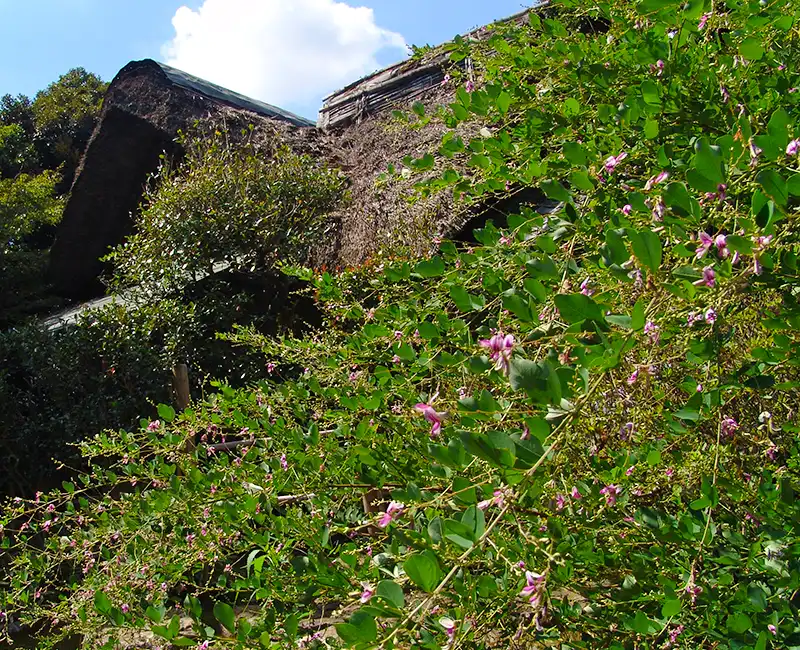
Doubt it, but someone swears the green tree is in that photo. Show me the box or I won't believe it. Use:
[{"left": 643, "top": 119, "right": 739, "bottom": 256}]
[
  {"left": 107, "top": 130, "right": 347, "bottom": 297},
  {"left": 0, "top": 124, "right": 35, "bottom": 179},
  {"left": 31, "top": 67, "right": 107, "bottom": 185},
  {"left": 0, "top": 171, "right": 63, "bottom": 251}
]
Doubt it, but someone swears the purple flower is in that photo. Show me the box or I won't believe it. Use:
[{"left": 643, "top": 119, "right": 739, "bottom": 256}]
[
  {"left": 360, "top": 583, "right": 375, "bottom": 603},
  {"left": 580, "top": 278, "right": 594, "bottom": 296},
  {"left": 621, "top": 204, "right": 633, "bottom": 216},
  {"left": 665, "top": 467, "right": 674, "bottom": 478},
  {"left": 787, "top": 139, "right": 800, "bottom": 156},
  {"left": 600, "top": 484, "right": 621, "bottom": 505},
  {"left": 479, "top": 332, "right": 515, "bottom": 375},
  {"left": 704, "top": 308, "right": 717, "bottom": 324},
  {"left": 625, "top": 466, "right": 635, "bottom": 477},
  {"left": 280, "top": 454, "right": 288, "bottom": 471},
  {"left": 619, "top": 422, "right": 634, "bottom": 440},
  {"left": 267, "top": 362, "right": 276, "bottom": 374},
  {"left": 769, "top": 624, "right": 778, "bottom": 636},
  {"left": 698, "top": 12, "right": 711, "bottom": 29},
  {"left": 147, "top": 420, "right": 161, "bottom": 432},
  {"left": 121, "top": 603, "right": 130, "bottom": 614},
  {"left": 669, "top": 625, "right": 685, "bottom": 645},
  {"left": 378, "top": 501, "right": 404, "bottom": 528},
  {"left": 465, "top": 80, "right": 475, "bottom": 93},
  {"left": 627, "top": 369, "right": 639, "bottom": 385},
  {"left": 520, "top": 571, "right": 545, "bottom": 602},
  {"left": 695, "top": 231, "right": 714, "bottom": 259},
  {"left": 441, "top": 74, "right": 451, "bottom": 86},
  {"left": 415, "top": 402, "right": 447, "bottom": 437},
  {"left": 555, "top": 494, "right": 566, "bottom": 511},
  {"left": 644, "top": 320, "right": 660, "bottom": 344},
  {"left": 766, "top": 446, "right": 778, "bottom": 461},
  {"left": 693, "top": 266, "right": 715, "bottom": 288},
  {"left": 651, "top": 198, "right": 666, "bottom": 221},
  {"left": 749, "top": 140, "right": 762, "bottom": 166},
  {"left": 720, "top": 85, "right": 730, "bottom": 102},
  {"left": 645, "top": 170, "right": 669, "bottom": 190},
  {"left": 603, "top": 151, "right": 627, "bottom": 174}
]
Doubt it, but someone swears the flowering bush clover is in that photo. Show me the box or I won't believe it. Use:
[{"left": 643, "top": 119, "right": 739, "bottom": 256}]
[{"left": 3, "top": 0, "right": 800, "bottom": 648}]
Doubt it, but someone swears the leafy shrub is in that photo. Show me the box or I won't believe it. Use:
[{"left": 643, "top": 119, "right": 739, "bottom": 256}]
[
  {"left": 106, "top": 131, "right": 347, "bottom": 298},
  {"left": 3, "top": 0, "right": 800, "bottom": 648},
  {"left": 0, "top": 170, "right": 62, "bottom": 251}
]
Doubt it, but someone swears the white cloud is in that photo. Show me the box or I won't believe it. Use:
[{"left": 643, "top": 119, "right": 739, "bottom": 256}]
[{"left": 162, "top": 0, "right": 407, "bottom": 116}]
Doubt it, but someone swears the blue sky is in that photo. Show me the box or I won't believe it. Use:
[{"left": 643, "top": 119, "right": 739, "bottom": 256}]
[{"left": 0, "top": 0, "right": 532, "bottom": 120}]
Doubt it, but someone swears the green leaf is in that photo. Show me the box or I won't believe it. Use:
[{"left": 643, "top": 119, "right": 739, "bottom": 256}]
[
  {"left": 631, "top": 299, "right": 646, "bottom": 331},
  {"left": 459, "top": 430, "right": 517, "bottom": 468},
  {"left": 444, "top": 518, "right": 475, "bottom": 549},
  {"left": 631, "top": 611, "right": 657, "bottom": 635},
  {"left": 640, "top": 80, "right": 661, "bottom": 107},
  {"left": 661, "top": 599, "right": 681, "bottom": 618},
  {"left": 376, "top": 581, "right": 405, "bottom": 609},
  {"left": 767, "top": 108, "right": 790, "bottom": 148},
  {"left": 725, "top": 235, "right": 753, "bottom": 254},
  {"left": 788, "top": 173, "right": 800, "bottom": 196},
  {"left": 689, "top": 138, "right": 725, "bottom": 192},
  {"left": 554, "top": 293, "right": 606, "bottom": 324},
  {"left": 336, "top": 611, "right": 377, "bottom": 644},
  {"left": 644, "top": 119, "right": 659, "bottom": 139},
  {"left": 541, "top": 179, "right": 571, "bottom": 202},
  {"left": 145, "top": 606, "right": 165, "bottom": 624},
  {"left": 157, "top": 404, "right": 176, "bottom": 423},
  {"left": 497, "top": 91, "right": 512, "bottom": 114},
  {"left": 739, "top": 37, "right": 764, "bottom": 60},
  {"left": 414, "top": 256, "right": 445, "bottom": 278},
  {"left": 403, "top": 552, "right": 442, "bottom": 593},
  {"left": 628, "top": 229, "right": 662, "bottom": 274},
  {"left": 94, "top": 591, "right": 112, "bottom": 615},
  {"left": 450, "top": 285, "right": 485, "bottom": 312},
  {"left": 508, "top": 358, "right": 561, "bottom": 404},
  {"left": 757, "top": 170, "right": 788, "bottom": 206},
  {"left": 461, "top": 505, "right": 486, "bottom": 540},
  {"left": 563, "top": 141, "right": 587, "bottom": 166},
  {"left": 563, "top": 97, "right": 581, "bottom": 117},
  {"left": 647, "top": 449, "right": 662, "bottom": 465},
  {"left": 726, "top": 612, "right": 753, "bottom": 634},
  {"left": 214, "top": 602, "right": 236, "bottom": 634},
  {"left": 570, "top": 170, "right": 594, "bottom": 191}
]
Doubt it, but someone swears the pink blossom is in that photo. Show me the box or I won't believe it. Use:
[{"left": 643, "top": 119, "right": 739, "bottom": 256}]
[
  {"left": 695, "top": 231, "right": 714, "bottom": 259},
  {"left": 121, "top": 603, "right": 130, "bottom": 614},
  {"left": 360, "top": 583, "right": 375, "bottom": 603},
  {"left": 603, "top": 151, "right": 627, "bottom": 174},
  {"left": 669, "top": 625, "right": 685, "bottom": 645},
  {"left": 414, "top": 402, "right": 447, "bottom": 437},
  {"left": 479, "top": 332, "right": 515, "bottom": 375},
  {"left": 580, "top": 278, "right": 594, "bottom": 296},
  {"left": 626, "top": 466, "right": 635, "bottom": 477},
  {"left": 520, "top": 571, "right": 545, "bottom": 602},
  {"left": 769, "top": 624, "right": 778, "bottom": 636},
  {"left": 267, "top": 363, "right": 276, "bottom": 374},
  {"left": 621, "top": 204, "right": 633, "bottom": 216},
  {"left": 651, "top": 198, "right": 666, "bottom": 221},
  {"left": 645, "top": 170, "right": 669, "bottom": 189},
  {"left": 441, "top": 74, "right": 451, "bottom": 86},
  {"left": 571, "top": 486, "right": 582, "bottom": 500},
  {"left": 520, "top": 424, "right": 530, "bottom": 440},
  {"left": 787, "top": 139, "right": 800, "bottom": 156},
  {"left": 392, "top": 355, "right": 401, "bottom": 364},
  {"left": 721, "top": 417, "right": 739, "bottom": 437},
  {"left": 644, "top": 320, "right": 660, "bottom": 343},
  {"left": 555, "top": 494, "right": 566, "bottom": 511},
  {"left": 665, "top": 467, "right": 674, "bottom": 478},
  {"left": 465, "top": 80, "right": 475, "bottom": 93},
  {"left": 600, "top": 484, "right": 621, "bottom": 505},
  {"left": 627, "top": 369, "right": 639, "bottom": 385},
  {"left": 766, "top": 446, "right": 778, "bottom": 461},
  {"left": 704, "top": 308, "right": 717, "bottom": 324},
  {"left": 693, "top": 266, "right": 715, "bottom": 288},
  {"left": 147, "top": 420, "right": 161, "bottom": 432},
  {"left": 698, "top": 12, "right": 711, "bottom": 29},
  {"left": 378, "top": 501, "right": 404, "bottom": 528},
  {"left": 280, "top": 454, "right": 288, "bottom": 471}
]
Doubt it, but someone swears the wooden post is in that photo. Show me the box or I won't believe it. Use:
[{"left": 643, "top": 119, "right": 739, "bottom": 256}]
[
  {"left": 173, "top": 363, "right": 191, "bottom": 411},
  {"left": 173, "top": 363, "right": 194, "bottom": 454}
]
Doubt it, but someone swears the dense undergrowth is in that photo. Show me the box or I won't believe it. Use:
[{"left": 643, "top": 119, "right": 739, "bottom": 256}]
[{"left": 3, "top": 0, "right": 800, "bottom": 647}]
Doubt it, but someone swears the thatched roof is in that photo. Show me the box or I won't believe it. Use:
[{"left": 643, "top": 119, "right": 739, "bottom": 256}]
[
  {"left": 49, "top": 60, "right": 314, "bottom": 299},
  {"left": 48, "top": 7, "right": 547, "bottom": 300}
]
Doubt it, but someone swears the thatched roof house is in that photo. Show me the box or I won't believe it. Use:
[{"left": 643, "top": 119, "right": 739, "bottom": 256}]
[
  {"left": 49, "top": 59, "right": 313, "bottom": 298},
  {"left": 49, "top": 7, "right": 547, "bottom": 299}
]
